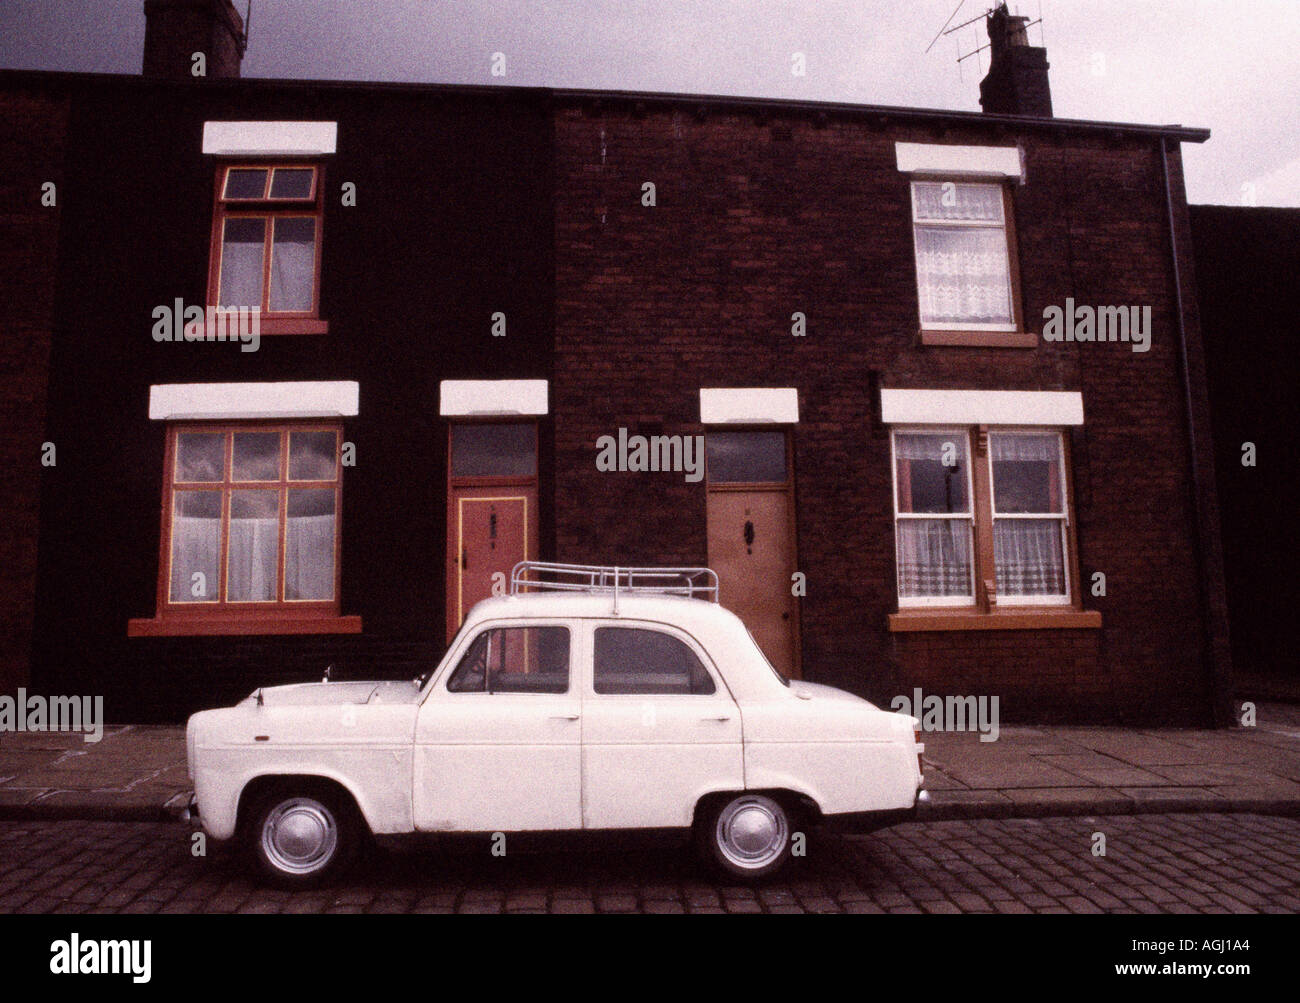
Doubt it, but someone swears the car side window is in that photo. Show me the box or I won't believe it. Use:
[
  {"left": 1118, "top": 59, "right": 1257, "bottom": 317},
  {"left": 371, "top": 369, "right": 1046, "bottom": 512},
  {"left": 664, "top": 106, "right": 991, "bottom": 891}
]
[
  {"left": 446, "top": 626, "right": 569, "bottom": 694},
  {"left": 593, "top": 627, "right": 716, "bottom": 695}
]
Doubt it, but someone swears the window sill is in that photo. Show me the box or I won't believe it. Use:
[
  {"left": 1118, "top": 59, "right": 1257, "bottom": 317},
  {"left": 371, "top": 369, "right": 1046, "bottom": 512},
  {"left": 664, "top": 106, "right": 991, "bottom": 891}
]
[
  {"left": 888, "top": 608, "right": 1101, "bottom": 632},
  {"left": 920, "top": 329, "right": 1038, "bottom": 348},
  {"left": 256, "top": 318, "right": 329, "bottom": 336},
  {"left": 128, "top": 615, "right": 361, "bottom": 637}
]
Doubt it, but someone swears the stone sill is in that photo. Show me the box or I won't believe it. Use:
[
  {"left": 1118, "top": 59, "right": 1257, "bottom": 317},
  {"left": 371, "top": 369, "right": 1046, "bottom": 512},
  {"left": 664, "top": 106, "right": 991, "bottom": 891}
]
[
  {"left": 889, "top": 608, "right": 1102, "bottom": 632},
  {"left": 128, "top": 615, "right": 361, "bottom": 637}
]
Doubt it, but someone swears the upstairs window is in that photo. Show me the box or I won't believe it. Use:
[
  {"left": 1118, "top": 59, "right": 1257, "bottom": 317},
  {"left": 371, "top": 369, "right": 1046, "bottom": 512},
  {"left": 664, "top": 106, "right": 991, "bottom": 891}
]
[
  {"left": 208, "top": 164, "right": 326, "bottom": 333},
  {"left": 910, "top": 180, "right": 1017, "bottom": 332}
]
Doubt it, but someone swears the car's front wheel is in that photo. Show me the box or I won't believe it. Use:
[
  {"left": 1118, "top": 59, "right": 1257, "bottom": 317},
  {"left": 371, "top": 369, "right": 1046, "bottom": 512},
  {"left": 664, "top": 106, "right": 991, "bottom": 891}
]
[
  {"left": 248, "top": 788, "right": 360, "bottom": 888},
  {"left": 697, "top": 793, "right": 793, "bottom": 880}
]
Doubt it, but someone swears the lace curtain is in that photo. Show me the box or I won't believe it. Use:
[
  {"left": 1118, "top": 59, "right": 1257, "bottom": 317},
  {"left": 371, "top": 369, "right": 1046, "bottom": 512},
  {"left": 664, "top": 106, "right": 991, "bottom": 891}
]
[
  {"left": 990, "top": 432, "right": 1066, "bottom": 596},
  {"left": 896, "top": 520, "right": 973, "bottom": 598},
  {"left": 269, "top": 218, "right": 316, "bottom": 311},
  {"left": 912, "top": 182, "right": 1013, "bottom": 326},
  {"left": 994, "top": 520, "right": 1065, "bottom": 596},
  {"left": 169, "top": 513, "right": 334, "bottom": 602}
]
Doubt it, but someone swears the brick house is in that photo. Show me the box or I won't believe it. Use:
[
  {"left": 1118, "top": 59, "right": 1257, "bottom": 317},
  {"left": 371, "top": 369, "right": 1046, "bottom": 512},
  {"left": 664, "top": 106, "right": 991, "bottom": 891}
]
[{"left": 0, "top": 1, "right": 1232, "bottom": 724}]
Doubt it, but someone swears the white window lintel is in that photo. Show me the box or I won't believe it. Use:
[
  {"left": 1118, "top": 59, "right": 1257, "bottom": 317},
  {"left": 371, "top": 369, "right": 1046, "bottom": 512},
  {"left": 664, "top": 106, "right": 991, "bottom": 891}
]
[
  {"left": 439, "top": 380, "right": 549, "bottom": 417},
  {"left": 881, "top": 389, "right": 1083, "bottom": 426},
  {"left": 149, "top": 381, "right": 358, "bottom": 420},
  {"left": 895, "top": 142, "right": 1025, "bottom": 183},
  {"left": 699, "top": 388, "right": 799, "bottom": 425},
  {"left": 202, "top": 121, "right": 338, "bottom": 156}
]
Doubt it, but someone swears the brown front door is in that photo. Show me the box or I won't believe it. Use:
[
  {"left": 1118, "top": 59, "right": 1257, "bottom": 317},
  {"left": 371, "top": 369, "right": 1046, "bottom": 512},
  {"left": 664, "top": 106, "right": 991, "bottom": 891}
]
[
  {"left": 705, "top": 430, "right": 800, "bottom": 678},
  {"left": 446, "top": 423, "right": 538, "bottom": 642}
]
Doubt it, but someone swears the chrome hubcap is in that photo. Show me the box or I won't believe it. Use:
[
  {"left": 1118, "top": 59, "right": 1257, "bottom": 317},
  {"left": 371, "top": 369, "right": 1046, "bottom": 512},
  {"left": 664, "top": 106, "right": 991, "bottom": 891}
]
[
  {"left": 715, "top": 795, "right": 789, "bottom": 870},
  {"left": 261, "top": 798, "right": 338, "bottom": 875}
]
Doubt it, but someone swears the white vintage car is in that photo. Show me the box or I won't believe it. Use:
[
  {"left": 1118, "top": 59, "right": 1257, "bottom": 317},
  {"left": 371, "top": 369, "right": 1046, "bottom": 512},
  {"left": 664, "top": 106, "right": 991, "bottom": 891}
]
[{"left": 186, "top": 563, "right": 927, "bottom": 886}]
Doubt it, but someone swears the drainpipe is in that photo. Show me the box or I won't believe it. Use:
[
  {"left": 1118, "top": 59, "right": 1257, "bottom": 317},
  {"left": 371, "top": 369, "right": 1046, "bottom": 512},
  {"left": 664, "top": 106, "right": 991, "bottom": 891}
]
[{"left": 1159, "top": 137, "right": 1233, "bottom": 726}]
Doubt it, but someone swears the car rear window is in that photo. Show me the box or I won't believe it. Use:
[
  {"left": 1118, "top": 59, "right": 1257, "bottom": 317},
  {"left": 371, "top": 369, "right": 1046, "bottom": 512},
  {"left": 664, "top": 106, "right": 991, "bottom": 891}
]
[{"left": 593, "top": 627, "right": 716, "bottom": 695}]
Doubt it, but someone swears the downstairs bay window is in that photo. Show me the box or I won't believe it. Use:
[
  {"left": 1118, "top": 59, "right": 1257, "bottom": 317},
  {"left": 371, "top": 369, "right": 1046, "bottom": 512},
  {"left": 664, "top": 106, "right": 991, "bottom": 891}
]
[
  {"left": 883, "top": 389, "right": 1100, "bottom": 631},
  {"left": 130, "top": 381, "right": 361, "bottom": 636}
]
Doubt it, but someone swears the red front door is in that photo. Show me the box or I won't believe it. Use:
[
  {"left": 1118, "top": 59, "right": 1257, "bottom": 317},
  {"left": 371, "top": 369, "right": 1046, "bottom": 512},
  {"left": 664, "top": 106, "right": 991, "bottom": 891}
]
[{"left": 445, "top": 423, "right": 538, "bottom": 642}]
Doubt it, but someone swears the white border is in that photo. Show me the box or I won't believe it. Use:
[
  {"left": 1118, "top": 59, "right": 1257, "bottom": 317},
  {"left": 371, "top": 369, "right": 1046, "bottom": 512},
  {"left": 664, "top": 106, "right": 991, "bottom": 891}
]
[
  {"left": 890, "top": 426, "right": 977, "bottom": 608},
  {"left": 986, "top": 428, "right": 1072, "bottom": 606},
  {"left": 895, "top": 142, "right": 1025, "bottom": 182},
  {"left": 202, "top": 121, "right": 338, "bottom": 156},
  {"left": 439, "top": 379, "right": 549, "bottom": 417},
  {"left": 699, "top": 388, "right": 799, "bottom": 425},
  {"left": 880, "top": 389, "right": 1083, "bottom": 426},
  {"left": 149, "top": 382, "right": 358, "bottom": 420}
]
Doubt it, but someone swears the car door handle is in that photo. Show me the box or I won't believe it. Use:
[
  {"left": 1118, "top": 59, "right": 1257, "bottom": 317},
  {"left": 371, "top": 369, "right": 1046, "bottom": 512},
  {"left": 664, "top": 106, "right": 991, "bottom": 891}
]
[
  {"left": 701, "top": 715, "right": 732, "bottom": 722},
  {"left": 549, "top": 714, "right": 580, "bottom": 721}
]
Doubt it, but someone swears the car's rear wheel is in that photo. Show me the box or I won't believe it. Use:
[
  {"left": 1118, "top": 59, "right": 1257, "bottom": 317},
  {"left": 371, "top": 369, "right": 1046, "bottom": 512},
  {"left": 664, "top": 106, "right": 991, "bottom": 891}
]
[
  {"left": 698, "top": 793, "right": 792, "bottom": 880},
  {"left": 248, "top": 788, "right": 359, "bottom": 888}
]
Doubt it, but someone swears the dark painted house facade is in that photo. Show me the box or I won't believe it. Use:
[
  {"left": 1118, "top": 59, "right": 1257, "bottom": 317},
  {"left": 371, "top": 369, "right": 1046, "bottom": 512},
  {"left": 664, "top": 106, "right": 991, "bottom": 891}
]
[
  {"left": 1188, "top": 205, "right": 1298, "bottom": 694},
  {"left": 0, "top": 2, "right": 1233, "bottom": 724}
]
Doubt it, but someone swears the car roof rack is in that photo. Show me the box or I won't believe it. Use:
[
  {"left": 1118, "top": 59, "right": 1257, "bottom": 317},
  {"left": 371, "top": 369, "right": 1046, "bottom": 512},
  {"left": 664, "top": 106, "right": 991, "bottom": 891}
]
[{"left": 510, "top": 561, "right": 719, "bottom": 606}]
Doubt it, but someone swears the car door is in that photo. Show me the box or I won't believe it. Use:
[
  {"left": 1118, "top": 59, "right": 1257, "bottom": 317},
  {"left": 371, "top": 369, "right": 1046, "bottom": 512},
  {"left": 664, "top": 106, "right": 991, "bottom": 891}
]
[
  {"left": 580, "top": 621, "right": 744, "bottom": 830},
  {"left": 413, "top": 621, "right": 582, "bottom": 832}
]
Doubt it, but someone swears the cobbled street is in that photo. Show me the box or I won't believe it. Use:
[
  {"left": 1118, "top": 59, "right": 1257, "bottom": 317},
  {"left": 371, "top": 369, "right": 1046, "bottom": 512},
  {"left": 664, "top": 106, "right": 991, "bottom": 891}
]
[{"left": 0, "top": 813, "right": 1295, "bottom": 914}]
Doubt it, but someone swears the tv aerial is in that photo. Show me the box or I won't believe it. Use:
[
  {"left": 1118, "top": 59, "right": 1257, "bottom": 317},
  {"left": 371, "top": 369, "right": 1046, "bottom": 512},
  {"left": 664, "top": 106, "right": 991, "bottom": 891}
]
[{"left": 926, "top": 2, "right": 1045, "bottom": 81}]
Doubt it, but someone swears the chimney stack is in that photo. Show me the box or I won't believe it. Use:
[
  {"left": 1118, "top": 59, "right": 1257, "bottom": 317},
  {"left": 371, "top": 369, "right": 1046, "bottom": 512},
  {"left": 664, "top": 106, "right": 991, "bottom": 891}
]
[
  {"left": 979, "top": 3, "right": 1053, "bottom": 117},
  {"left": 143, "top": 0, "right": 246, "bottom": 79}
]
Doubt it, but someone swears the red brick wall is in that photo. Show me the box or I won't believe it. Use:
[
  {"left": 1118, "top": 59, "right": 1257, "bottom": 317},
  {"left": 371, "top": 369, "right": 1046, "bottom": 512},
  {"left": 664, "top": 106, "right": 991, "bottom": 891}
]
[
  {"left": 0, "top": 85, "right": 66, "bottom": 695},
  {"left": 551, "top": 102, "right": 1223, "bottom": 724}
]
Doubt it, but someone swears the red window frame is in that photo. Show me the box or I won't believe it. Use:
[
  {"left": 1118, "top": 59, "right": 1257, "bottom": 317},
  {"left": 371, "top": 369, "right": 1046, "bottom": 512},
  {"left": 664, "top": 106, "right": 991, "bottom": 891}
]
[
  {"left": 206, "top": 162, "right": 328, "bottom": 336},
  {"left": 128, "top": 421, "right": 360, "bottom": 636}
]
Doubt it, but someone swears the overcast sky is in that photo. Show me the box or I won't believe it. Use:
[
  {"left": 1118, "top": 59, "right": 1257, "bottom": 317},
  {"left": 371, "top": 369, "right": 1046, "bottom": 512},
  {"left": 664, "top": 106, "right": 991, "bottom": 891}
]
[{"left": 2, "top": 1, "right": 1297, "bottom": 206}]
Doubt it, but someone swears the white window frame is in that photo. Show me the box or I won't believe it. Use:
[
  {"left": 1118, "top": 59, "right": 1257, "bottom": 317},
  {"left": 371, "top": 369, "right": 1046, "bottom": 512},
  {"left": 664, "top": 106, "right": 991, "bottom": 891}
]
[
  {"left": 909, "top": 179, "right": 1017, "bottom": 332},
  {"left": 986, "top": 427, "right": 1072, "bottom": 607},
  {"left": 890, "top": 426, "right": 977, "bottom": 608}
]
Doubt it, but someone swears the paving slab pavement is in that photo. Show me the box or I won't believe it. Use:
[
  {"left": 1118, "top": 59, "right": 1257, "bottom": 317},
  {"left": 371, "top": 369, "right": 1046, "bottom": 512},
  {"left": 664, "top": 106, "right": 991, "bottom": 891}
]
[
  {"left": 1, "top": 704, "right": 1299, "bottom": 824},
  {"left": 917, "top": 702, "right": 1300, "bottom": 820}
]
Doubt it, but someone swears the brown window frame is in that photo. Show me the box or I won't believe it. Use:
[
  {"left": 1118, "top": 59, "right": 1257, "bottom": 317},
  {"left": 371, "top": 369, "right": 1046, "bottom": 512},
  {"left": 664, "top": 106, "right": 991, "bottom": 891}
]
[
  {"left": 128, "top": 421, "right": 360, "bottom": 637},
  {"left": 910, "top": 180, "right": 1037, "bottom": 349},
  {"left": 888, "top": 424, "right": 1101, "bottom": 632},
  {"left": 206, "top": 162, "right": 328, "bottom": 336}
]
